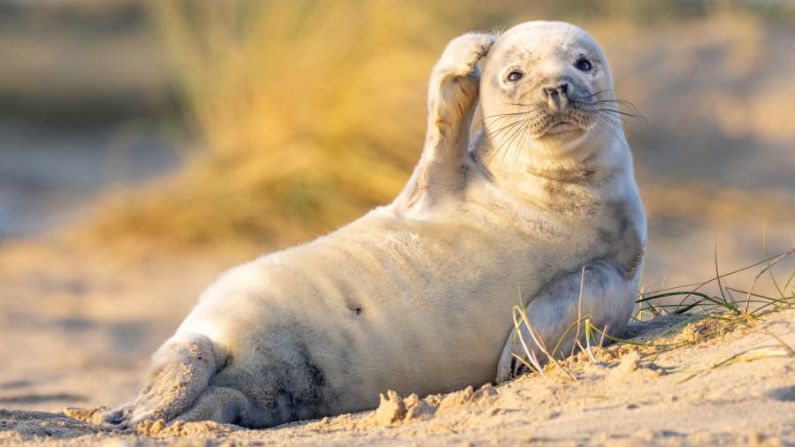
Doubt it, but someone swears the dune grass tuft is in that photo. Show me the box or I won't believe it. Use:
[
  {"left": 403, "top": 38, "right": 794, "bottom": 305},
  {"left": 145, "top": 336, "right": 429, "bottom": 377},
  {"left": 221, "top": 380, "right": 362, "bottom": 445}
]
[
  {"left": 84, "top": 0, "right": 445, "bottom": 250},
  {"left": 508, "top": 244, "right": 795, "bottom": 381}
]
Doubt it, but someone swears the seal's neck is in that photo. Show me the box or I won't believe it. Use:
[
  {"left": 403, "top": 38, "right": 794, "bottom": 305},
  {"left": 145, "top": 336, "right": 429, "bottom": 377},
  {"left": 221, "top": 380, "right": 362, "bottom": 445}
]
[{"left": 470, "top": 129, "right": 632, "bottom": 201}]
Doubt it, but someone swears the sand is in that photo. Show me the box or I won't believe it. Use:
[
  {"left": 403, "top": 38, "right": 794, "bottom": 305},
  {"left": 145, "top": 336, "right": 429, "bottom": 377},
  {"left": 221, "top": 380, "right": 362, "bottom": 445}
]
[{"left": 1, "top": 240, "right": 793, "bottom": 446}]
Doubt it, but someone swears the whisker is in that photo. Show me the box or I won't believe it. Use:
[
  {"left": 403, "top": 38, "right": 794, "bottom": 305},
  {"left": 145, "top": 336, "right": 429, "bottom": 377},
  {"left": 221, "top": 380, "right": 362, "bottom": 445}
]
[
  {"left": 585, "top": 89, "right": 616, "bottom": 98},
  {"left": 582, "top": 91, "right": 642, "bottom": 115},
  {"left": 594, "top": 114, "right": 625, "bottom": 139},
  {"left": 499, "top": 118, "right": 528, "bottom": 168},
  {"left": 595, "top": 112, "right": 624, "bottom": 129},
  {"left": 482, "top": 93, "right": 646, "bottom": 167},
  {"left": 498, "top": 102, "right": 544, "bottom": 109},
  {"left": 487, "top": 119, "right": 525, "bottom": 139},
  {"left": 591, "top": 99, "right": 641, "bottom": 113},
  {"left": 485, "top": 119, "right": 526, "bottom": 165},
  {"left": 483, "top": 115, "right": 528, "bottom": 127},
  {"left": 483, "top": 111, "right": 532, "bottom": 120},
  {"left": 512, "top": 123, "right": 530, "bottom": 172},
  {"left": 499, "top": 114, "right": 531, "bottom": 168},
  {"left": 597, "top": 109, "right": 648, "bottom": 126},
  {"left": 596, "top": 112, "right": 642, "bottom": 142}
]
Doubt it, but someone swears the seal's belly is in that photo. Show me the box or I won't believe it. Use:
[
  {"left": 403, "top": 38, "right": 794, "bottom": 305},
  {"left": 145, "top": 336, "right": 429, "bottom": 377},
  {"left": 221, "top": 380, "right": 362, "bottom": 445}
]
[{"left": 180, "top": 211, "right": 585, "bottom": 414}]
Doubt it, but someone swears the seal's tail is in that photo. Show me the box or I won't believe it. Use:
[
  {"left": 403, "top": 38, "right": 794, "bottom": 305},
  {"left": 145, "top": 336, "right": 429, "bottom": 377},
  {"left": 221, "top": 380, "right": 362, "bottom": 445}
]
[{"left": 103, "top": 333, "right": 222, "bottom": 427}]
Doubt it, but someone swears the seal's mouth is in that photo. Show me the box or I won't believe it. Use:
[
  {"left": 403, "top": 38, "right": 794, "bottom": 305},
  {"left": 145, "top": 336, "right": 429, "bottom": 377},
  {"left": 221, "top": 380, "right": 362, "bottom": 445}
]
[
  {"left": 545, "top": 121, "right": 581, "bottom": 135},
  {"left": 538, "top": 118, "right": 586, "bottom": 138},
  {"left": 532, "top": 101, "right": 600, "bottom": 138}
]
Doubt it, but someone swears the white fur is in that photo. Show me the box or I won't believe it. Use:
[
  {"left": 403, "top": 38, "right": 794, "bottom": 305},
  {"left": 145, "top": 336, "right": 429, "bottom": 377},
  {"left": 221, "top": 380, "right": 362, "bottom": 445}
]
[{"left": 106, "top": 21, "right": 646, "bottom": 428}]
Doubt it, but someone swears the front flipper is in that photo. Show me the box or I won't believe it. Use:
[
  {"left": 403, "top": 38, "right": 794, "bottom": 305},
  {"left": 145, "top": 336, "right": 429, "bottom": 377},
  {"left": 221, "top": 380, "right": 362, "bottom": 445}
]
[
  {"left": 394, "top": 32, "right": 495, "bottom": 217},
  {"left": 174, "top": 386, "right": 258, "bottom": 426},
  {"left": 496, "top": 261, "right": 639, "bottom": 383}
]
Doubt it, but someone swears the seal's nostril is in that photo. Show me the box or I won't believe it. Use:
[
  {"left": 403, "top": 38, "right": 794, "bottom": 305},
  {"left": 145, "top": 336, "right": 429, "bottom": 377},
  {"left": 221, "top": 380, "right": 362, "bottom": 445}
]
[{"left": 544, "top": 83, "right": 569, "bottom": 100}]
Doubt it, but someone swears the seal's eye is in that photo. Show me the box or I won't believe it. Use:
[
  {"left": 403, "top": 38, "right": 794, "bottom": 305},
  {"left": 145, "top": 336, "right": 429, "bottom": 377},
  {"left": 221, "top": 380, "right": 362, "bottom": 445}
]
[
  {"left": 506, "top": 71, "right": 523, "bottom": 82},
  {"left": 575, "top": 58, "right": 593, "bottom": 72}
]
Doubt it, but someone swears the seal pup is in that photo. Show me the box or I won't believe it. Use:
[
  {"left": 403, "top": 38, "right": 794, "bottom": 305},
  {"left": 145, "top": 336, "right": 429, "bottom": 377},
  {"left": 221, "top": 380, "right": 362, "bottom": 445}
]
[{"left": 104, "top": 21, "right": 645, "bottom": 428}]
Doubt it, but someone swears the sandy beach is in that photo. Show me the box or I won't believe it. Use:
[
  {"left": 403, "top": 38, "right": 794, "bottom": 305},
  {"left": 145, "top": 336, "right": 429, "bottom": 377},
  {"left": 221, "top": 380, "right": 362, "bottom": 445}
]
[{"left": 0, "top": 238, "right": 792, "bottom": 446}]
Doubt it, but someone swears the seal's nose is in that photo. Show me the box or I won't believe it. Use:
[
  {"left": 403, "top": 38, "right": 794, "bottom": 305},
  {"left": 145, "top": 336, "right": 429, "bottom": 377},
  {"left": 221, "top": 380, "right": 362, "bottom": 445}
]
[
  {"left": 544, "top": 83, "right": 568, "bottom": 98},
  {"left": 543, "top": 82, "right": 569, "bottom": 112}
]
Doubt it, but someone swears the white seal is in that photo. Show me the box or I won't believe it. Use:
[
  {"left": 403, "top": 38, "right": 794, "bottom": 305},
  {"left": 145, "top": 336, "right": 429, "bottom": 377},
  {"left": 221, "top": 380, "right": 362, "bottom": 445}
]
[{"left": 104, "top": 20, "right": 646, "bottom": 428}]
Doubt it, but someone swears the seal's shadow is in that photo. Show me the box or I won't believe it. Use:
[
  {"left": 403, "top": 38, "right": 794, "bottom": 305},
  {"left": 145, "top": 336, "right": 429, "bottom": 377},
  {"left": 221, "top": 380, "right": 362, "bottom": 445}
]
[{"left": 620, "top": 314, "right": 691, "bottom": 344}]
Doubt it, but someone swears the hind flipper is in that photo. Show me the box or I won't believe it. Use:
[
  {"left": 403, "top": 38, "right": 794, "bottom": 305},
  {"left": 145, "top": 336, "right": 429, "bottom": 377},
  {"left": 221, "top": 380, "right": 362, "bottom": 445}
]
[
  {"left": 104, "top": 334, "right": 219, "bottom": 426},
  {"left": 173, "top": 386, "right": 258, "bottom": 425}
]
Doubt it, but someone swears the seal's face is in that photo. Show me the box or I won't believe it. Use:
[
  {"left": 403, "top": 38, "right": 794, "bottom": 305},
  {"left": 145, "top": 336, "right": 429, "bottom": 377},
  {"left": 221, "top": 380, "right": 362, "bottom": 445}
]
[{"left": 481, "top": 21, "right": 615, "bottom": 152}]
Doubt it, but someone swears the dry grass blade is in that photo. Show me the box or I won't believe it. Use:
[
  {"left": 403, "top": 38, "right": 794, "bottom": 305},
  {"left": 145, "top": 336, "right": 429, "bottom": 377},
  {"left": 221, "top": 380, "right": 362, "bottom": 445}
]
[
  {"left": 643, "top": 249, "right": 795, "bottom": 296},
  {"left": 678, "top": 344, "right": 793, "bottom": 383},
  {"left": 763, "top": 329, "right": 795, "bottom": 356},
  {"left": 570, "top": 266, "right": 586, "bottom": 358},
  {"left": 511, "top": 305, "right": 544, "bottom": 375},
  {"left": 512, "top": 303, "right": 577, "bottom": 381},
  {"left": 638, "top": 248, "right": 795, "bottom": 319}
]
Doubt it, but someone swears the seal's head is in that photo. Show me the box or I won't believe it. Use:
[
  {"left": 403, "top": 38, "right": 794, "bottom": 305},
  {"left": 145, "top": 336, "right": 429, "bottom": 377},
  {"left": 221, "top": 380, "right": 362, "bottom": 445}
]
[{"left": 480, "top": 21, "right": 620, "bottom": 159}]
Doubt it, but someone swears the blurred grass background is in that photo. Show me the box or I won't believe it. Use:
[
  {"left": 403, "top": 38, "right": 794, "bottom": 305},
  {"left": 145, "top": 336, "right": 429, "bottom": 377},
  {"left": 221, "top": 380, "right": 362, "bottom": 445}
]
[
  {"left": 3, "top": 0, "right": 795, "bottom": 416},
  {"left": 1, "top": 0, "right": 794, "bottom": 283}
]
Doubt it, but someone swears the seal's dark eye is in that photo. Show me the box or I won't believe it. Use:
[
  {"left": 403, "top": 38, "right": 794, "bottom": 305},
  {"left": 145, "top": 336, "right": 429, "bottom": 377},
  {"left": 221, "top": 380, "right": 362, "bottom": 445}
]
[
  {"left": 575, "top": 58, "right": 593, "bottom": 72},
  {"left": 506, "top": 71, "right": 523, "bottom": 82}
]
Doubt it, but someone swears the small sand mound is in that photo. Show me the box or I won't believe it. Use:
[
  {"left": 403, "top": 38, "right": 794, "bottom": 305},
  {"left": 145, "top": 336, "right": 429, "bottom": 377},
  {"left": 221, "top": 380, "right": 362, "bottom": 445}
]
[
  {"left": 369, "top": 384, "right": 499, "bottom": 427},
  {"left": 62, "top": 407, "right": 108, "bottom": 426},
  {"left": 680, "top": 316, "right": 739, "bottom": 343},
  {"left": 372, "top": 390, "right": 434, "bottom": 426},
  {"left": 135, "top": 419, "right": 236, "bottom": 437},
  {"left": 373, "top": 390, "right": 405, "bottom": 425},
  {"left": 614, "top": 350, "right": 642, "bottom": 375}
]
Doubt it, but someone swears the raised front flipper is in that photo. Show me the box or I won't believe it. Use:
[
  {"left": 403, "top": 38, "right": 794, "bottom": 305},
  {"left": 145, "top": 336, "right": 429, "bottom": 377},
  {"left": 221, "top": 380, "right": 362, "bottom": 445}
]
[{"left": 394, "top": 32, "right": 495, "bottom": 217}]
